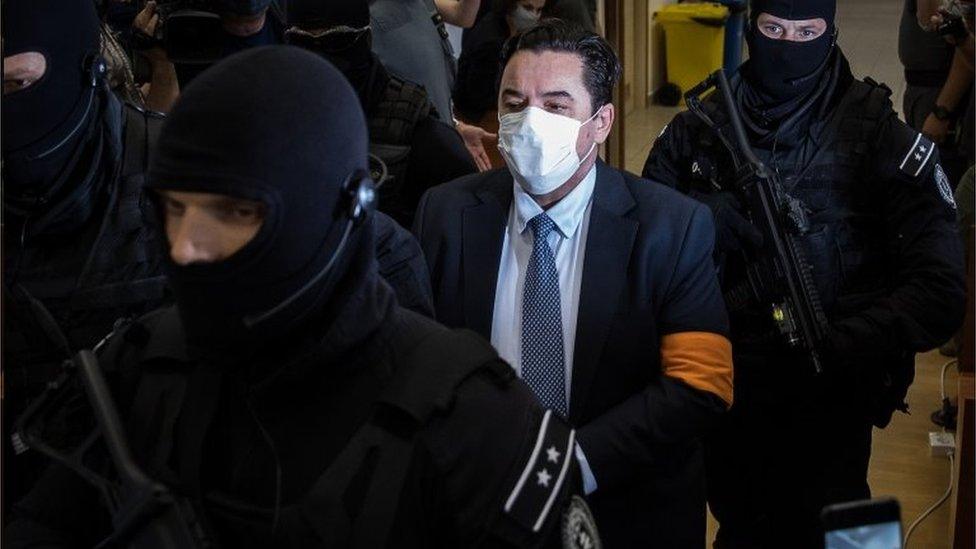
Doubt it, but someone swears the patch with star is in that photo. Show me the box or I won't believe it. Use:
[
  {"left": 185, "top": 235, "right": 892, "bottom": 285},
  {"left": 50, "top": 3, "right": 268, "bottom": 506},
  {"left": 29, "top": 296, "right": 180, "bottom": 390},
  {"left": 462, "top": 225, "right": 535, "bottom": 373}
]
[
  {"left": 504, "top": 409, "right": 576, "bottom": 533},
  {"left": 899, "top": 132, "right": 936, "bottom": 178}
]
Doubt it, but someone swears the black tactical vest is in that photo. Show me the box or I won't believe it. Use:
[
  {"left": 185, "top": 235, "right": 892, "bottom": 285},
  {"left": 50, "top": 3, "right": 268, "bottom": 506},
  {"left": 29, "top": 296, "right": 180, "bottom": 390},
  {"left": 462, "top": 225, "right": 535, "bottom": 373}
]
[
  {"left": 774, "top": 79, "right": 896, "bottom": 319},
  {"left": 99, "top": 307, "right": 510, "bottom": 548},
  {"left": 689, "top": 78, "right": 916, "bottom": 424},
  {"left": 691, "top": 78, "right": 896, "bottom": 325},
  {"left": 367, "top": 75, "right": 431, "bottom": 224},
  {"left": 3, "top": 96, "right": 168, "bottom": 415}
]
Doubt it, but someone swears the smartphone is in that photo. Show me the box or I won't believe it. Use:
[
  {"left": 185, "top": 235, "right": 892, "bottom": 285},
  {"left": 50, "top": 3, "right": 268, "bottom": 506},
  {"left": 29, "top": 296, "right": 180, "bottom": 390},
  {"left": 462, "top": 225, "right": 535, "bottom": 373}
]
[{"left": 822, "top": 498, "right": 902, "bottom": 549}]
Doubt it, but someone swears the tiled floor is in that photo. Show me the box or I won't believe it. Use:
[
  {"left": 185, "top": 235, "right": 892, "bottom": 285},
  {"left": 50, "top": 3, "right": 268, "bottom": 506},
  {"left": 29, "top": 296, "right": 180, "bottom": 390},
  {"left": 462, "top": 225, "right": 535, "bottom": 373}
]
[
  {"left": 623, "top": 1, "right": 959, "bottom": 546},
  {"left": 623, "top": 104, "right": 682, "bottom": 175}
]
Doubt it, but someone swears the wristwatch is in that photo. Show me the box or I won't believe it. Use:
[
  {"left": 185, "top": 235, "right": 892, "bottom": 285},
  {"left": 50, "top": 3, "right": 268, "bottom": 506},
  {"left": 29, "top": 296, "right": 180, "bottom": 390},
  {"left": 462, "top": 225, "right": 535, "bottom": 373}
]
[{"left": 932, "top": 105, "right": 954, "bottom": 121}]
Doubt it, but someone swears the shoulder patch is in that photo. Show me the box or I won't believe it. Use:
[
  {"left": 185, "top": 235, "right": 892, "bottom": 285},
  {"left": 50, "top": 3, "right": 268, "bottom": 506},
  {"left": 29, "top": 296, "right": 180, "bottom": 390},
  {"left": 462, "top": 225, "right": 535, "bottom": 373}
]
[
  {"left": 561, "top": 496, "right": 602, "bottom": 549},
  {"left": 899, "top": 133, "right": 936, "bottom": 178},
  {"left": 935, "top": 164, "right": 957, "bottom": 209},
  {"left": 504, "top": 409, "right": 576, "bottom": 533}
]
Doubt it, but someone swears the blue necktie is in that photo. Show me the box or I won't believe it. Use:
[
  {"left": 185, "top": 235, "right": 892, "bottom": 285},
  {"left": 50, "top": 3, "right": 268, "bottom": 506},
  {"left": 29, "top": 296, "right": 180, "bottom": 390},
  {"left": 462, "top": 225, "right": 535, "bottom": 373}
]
[{"left": 521, "top": 213, "right": 568, "bottom": 418}]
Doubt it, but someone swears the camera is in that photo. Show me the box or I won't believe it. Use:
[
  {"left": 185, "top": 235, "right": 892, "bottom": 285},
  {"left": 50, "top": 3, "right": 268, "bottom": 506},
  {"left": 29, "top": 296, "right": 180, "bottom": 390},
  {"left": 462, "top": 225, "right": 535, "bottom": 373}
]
[
  {"left": 937, "top": 0, "right": 974, "bottom": 40},
  {"left": 131, "top": 0, "right": 225, "bottom": 65}
]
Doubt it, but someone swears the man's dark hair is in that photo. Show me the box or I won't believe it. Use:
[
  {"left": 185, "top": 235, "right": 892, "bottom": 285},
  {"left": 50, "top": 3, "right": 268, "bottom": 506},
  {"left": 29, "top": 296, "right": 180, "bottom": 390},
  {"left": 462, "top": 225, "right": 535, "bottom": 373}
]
[{"left": 499, "top": 19, "right": 622, "bottom": 114}]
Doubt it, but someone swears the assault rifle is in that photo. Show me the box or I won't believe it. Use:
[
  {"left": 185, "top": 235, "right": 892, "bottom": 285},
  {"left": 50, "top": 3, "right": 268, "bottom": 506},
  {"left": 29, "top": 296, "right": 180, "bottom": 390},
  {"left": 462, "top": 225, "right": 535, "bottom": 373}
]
[
  {"left": 684, "top": 69, "right": 828, "bottom": 373},
  {"left": 13, "top": 350, "right": 213, "bottom": 548}
]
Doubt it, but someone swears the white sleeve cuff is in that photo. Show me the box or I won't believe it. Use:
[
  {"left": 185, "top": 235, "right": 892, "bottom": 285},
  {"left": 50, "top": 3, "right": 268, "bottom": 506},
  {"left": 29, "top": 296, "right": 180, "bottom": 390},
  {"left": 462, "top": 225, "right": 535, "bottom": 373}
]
[{"left": 574, "top": 442, "right": 598, "bottom": 495}]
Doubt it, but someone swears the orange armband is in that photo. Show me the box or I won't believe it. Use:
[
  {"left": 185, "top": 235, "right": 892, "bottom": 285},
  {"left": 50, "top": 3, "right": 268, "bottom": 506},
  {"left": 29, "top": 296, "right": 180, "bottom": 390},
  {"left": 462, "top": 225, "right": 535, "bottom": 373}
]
[{"left": 660, "top": 332, "right": 734, "bottom": 407}]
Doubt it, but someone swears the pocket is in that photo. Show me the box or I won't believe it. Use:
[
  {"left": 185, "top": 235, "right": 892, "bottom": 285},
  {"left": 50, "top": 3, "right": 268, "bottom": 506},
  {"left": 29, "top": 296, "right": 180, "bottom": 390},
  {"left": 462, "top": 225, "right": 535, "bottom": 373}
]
[{"left": 798, "top": 224, "right": 840, "bottom": 310}]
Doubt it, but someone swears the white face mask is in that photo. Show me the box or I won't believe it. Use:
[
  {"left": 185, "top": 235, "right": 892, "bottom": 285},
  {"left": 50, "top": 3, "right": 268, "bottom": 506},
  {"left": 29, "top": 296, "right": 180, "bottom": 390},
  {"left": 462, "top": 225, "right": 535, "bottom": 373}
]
[
  {"left": 511, "top": 5, "right": 540, "bottom": 32},
  {"left": 498, "top": 105, "right": 602, "bottom": 196}
]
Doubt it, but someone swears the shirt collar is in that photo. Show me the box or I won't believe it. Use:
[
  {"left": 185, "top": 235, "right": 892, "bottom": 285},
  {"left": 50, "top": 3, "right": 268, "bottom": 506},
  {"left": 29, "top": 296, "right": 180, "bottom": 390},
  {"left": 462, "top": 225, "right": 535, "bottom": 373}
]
[{"left": 513, "top": 163, "right": 597, "bottom": 238}]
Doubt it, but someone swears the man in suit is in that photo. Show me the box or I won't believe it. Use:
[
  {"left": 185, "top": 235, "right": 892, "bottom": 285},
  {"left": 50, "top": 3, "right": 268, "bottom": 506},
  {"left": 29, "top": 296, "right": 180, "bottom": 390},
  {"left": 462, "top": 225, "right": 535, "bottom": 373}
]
[{"left": 413, "top": 20, "right": 734, "bottom": 547}]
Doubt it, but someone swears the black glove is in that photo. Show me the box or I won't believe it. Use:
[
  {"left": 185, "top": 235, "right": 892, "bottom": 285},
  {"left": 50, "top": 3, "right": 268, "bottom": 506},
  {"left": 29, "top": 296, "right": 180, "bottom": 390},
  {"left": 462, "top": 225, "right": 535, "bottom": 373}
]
[{"left": 689, "top": 190, "right": 764, "bottom": 254}]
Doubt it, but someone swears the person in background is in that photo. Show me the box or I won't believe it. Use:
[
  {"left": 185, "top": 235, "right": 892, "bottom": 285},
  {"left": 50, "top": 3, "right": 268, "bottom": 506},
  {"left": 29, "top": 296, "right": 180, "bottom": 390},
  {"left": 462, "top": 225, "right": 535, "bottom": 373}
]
[
  {"left": 5, "top": 46, "right": 594, "bottom": 549},
  {"left": 130, "top": 0, "right": 181, "bottom": 112},
  {"left": 454, "top": 0, "right": 546, "bottom": 169},
  {"left": 643, "top": 0, "right": 966, "bottom": 545},
  {"left": 463, "top": 0, "right": 593, "bottom": 52},
  {"left": 369, "top": 0, "right": 500, "bottom": 172},
  {"left": 899, "top": 0, "right": 973, "bottom": 187},
  {"left": 211, "top": 0, "right": 286, "bottom": 57},
  {"left": 928, "top": 0, "right": 976, "bottom": 179},
  {"left": 370, "top": 0, "right": 481, "bottom": 122},
  {"left": 898, "top": 0, "right": 976, "bottom": 356},
  {"left": 918, "top": 0, "right": 975, "bottom": 55},
  {"left": 542, "top": 0, "right": 595, "bottom": 31},
  {"left": 416, "top": 20, "right": 733, "bottom": 547},
  {"left": 135, "top": 0, "right": 286, "bottom": 91},
  {"left": 286, "top": 0, "right": 477, "bottom": 229}
]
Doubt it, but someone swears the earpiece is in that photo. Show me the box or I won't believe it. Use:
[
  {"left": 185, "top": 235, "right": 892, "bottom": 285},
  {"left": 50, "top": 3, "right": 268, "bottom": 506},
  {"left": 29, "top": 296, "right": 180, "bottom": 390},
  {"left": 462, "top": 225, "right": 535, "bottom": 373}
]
[
  {"left": 85, "top": 53, "right": 107, "bottom": 88},
  {"left": 343, "top": 169, "right": 376, "bottom": 224},
  {"left": 29, "top": 54, "right": 104, "bottom": 162},
  {"left": 243, "top": 167, "right": 377, "bottom": 328}
]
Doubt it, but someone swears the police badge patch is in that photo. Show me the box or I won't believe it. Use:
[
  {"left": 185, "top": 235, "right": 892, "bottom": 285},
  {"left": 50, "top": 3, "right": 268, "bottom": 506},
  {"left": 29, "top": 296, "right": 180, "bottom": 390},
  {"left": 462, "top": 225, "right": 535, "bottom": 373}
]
[
  {"left": 561, "top": 496, "right": 601, "bottom": 549},
  {"left": 934, "top": 164, "right": 956, "bottom": 209}
]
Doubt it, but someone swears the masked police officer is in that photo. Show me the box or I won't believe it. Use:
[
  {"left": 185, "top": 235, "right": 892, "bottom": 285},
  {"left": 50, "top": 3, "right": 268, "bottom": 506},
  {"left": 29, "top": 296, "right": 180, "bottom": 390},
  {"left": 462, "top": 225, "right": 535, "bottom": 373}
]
[
  {"left": 2, "top": 0, "right": 170, "bottom": 506},
  {"left": 643, "top": 0, "right": 966, "bottom": 546},
  {"left": 1, "top": 1, "right": 435, "bottom": 514},
  {"left": 284, "top": 0, "right": 478, "bottom": 229},
  {"left": 6, "top": 46, "right": 598, "bottom": 549}
]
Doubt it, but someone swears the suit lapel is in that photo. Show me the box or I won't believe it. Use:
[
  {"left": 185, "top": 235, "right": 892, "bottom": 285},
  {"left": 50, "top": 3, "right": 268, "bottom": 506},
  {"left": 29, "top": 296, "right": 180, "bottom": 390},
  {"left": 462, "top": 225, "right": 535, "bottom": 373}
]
[
  {"left": 570, "top": 162, "right": 638, "bottom": 422},
  {"left": 462, "top": 171, "right": 512, "bottom": 339}
]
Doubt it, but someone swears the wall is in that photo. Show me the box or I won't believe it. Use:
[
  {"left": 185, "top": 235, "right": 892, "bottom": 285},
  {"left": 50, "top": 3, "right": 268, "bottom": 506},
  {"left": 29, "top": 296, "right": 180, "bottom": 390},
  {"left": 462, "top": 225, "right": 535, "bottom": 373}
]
[
  {"left": 646, "top": 0, "right": 676, "bottom": 104},
  {"left": 623, "top": 0, "right": 635, "bottom": 114}
]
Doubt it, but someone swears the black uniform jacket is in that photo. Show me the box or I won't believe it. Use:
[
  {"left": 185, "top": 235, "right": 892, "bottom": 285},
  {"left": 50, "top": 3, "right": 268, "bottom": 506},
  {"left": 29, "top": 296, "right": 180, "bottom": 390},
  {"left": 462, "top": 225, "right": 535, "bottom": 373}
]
[
  {"left": 643, "top": 51, "right": 966, "bottom": 424},
  {"left": 6, "top": 244, "right": 582, "bottom": 548},
  {"left": 374, "top": 210, "right": 435, "bottom": 316},
  {"left": 413, "top": 160, "right": 733, "bottom": 547}
]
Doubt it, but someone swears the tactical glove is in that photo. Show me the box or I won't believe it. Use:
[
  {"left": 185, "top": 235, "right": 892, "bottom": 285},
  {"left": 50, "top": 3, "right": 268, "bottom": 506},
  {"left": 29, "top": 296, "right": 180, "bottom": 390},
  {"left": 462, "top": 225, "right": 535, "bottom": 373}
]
[{"left": 689, "top": 191, "right": 764, "bottom": 254}]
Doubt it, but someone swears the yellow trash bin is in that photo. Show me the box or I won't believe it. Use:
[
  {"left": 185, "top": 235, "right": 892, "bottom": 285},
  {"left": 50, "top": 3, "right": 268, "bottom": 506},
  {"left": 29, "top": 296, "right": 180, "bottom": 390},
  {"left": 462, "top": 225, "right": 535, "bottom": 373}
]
[{"left": 654, "top": 3, "right": 729, "bottom": 104}]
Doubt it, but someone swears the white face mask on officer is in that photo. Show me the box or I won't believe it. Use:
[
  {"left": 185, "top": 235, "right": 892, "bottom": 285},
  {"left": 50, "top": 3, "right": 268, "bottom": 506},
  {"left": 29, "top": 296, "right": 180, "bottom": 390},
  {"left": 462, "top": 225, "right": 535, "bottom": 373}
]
[{"left": 498, "top": 105, "right": 603, "bottom": 196}]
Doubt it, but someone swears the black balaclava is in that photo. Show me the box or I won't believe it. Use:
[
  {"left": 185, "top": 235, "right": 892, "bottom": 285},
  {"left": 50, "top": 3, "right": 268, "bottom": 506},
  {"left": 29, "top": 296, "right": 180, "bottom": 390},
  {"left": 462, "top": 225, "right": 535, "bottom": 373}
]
[
  {"left": 285, "top": 0, "right": 378, "bottom": 104},
  {"left": 213, "top": 0, "right": 273, "bottom": 16},
  {"left": 3, "top": 0, "right": 104, "bottom": 208},
  {"left": 744, "top": 0, "right": 837, "bottom": 102},
  {"left": 147, "top": 46, "right": 371, "bottom": 358},
  {"left": 216, "top": 0, "right": 280, "bottom": 55},
  {"left": 222, "top": 22, "right": 280, "bottom": 56}
]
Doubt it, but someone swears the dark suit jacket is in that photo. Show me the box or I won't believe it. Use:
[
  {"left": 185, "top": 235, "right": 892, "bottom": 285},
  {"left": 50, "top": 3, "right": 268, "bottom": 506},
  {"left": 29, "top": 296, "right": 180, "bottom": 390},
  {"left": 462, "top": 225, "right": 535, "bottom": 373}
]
[{"left": 413, "top": 161, "right": 732, "bottom": 547}]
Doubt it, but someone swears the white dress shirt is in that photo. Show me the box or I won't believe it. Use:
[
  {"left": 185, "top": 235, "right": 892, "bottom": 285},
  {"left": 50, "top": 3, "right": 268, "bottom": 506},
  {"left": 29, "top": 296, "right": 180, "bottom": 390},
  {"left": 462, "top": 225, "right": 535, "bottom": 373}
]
[
  {"left": 490, "top": 166, "right": 600, "bottom": 494},
  {"left": 490, "top": 164, "right": 597, "bottom": 400}
]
